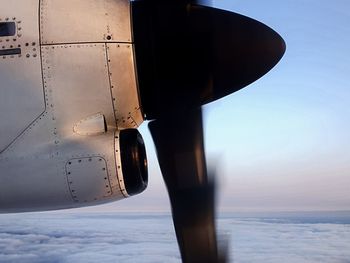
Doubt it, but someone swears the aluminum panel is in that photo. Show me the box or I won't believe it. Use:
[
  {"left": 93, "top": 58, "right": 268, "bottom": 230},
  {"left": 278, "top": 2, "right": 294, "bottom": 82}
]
[
  {"left": 40, "top": 43, "right": 122, "bottom": 195},
  {"left": 41, "top": 43, "right": 116, "bottom": 136},
  {"left": 0, "top": 0, "right": 45, "bottom": 153},
  {"left": 107, "top": 43, "right": 143, "bottom": 129},
  {"left": 40, "top": 0, "right": 132, "bottom": 44},
  {"left": 66, "top": 157, "right": 112, "bottom": 203}
]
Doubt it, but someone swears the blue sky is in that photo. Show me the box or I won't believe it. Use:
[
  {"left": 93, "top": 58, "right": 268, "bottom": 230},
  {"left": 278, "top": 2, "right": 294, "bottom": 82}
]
[{"left": 94, "top": 0, "right": 350, "bottom": 213}]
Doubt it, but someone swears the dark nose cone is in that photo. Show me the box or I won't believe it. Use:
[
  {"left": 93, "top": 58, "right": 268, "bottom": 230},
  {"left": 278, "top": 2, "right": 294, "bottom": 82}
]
[
  {"left": 132, "top": 2, "right": 286, "bottom": 119},
  {"left": 200, "top": 6, "right": 286, "bottom": 103}
]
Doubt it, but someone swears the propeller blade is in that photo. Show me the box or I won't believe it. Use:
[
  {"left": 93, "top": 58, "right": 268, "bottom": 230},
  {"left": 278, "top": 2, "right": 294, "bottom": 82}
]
[
  {"left": 149, "top": 108, "right": 222, "bottom": 263},
  {"left": 132, "top": 2, "right": 286, "bottom": 119},
  {"left": 133, "top": 1, "right": 286, "bottom": 262}
]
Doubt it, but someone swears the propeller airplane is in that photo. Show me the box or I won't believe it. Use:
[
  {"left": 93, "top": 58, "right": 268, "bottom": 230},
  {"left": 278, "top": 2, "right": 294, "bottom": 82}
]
[{"left": 0, "top": 0, "right": 285, "bottom": 262}]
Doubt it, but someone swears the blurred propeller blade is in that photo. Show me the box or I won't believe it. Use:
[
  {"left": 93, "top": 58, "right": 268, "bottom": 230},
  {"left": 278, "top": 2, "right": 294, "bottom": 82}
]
[
  {"left": 132, "top": 2, "right": 286, "bottom": 119},
  {"left": 133, "top": 1, "right": 286, "bottom": 262},
  {"left": 149, "top": 108, "right": 223, "bottom": 263}
]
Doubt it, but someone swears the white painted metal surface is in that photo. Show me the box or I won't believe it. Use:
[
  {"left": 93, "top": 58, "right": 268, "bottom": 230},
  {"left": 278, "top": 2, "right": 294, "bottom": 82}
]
[
  {"left": 40, "top": 0, "right": 132, "bottom": 44},
  {"left": 0, "top": 0, "right": 145, "bottom": 212},
  {"left": 66, "top": 157, "right": 112, "bottom": 203},
  {"left": 0, "top": 0, "right": 44, "bottom": 153},
  {"left": 41, "top": 43, "right": 116, "bottom": 136},
  {"left": 107, "top": 43, "right": 144, "bottom": 128}
]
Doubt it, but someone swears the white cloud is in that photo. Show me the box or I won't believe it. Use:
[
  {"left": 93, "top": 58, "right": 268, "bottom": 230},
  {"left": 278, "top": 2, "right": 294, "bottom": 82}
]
[
  {"left": 0, "top": 212, "right": 180, "bottom": 263},
  {"left": 219, "top": 214, "right": 350, "bottom": 263},
  {"left": 0, "top": 212, "right": 349, "bottom": 263}
]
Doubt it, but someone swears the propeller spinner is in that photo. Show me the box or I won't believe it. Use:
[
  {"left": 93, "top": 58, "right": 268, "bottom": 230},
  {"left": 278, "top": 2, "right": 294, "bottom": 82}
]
[{"left": 131, "top": 1, "right": 285, "bottom": 262}]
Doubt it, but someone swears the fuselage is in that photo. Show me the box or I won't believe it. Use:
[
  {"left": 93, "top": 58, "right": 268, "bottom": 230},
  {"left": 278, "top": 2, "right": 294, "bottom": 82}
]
[{"left": 0, "top": 0, "right": 145, "bottom": 212}]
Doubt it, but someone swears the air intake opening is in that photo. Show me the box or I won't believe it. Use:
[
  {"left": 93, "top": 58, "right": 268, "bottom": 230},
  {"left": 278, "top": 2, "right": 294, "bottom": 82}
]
[{"left": 119, "top": 129, "right": 148, "bottom": 196}]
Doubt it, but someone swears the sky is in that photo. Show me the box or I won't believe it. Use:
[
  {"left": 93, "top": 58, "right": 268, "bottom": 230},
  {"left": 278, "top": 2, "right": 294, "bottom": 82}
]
[{"left": 88, "top": 0, "right": 350, "bottom": 213}]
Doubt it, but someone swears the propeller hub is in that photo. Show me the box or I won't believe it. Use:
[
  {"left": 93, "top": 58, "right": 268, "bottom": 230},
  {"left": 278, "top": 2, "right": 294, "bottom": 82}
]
[{"left": 131, "top": 1, "right": 286, "bottom": 119}]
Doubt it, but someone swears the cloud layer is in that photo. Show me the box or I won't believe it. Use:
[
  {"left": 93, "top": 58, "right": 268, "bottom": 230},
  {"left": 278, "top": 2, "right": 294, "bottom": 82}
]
[{"left": 0, "top": 212, "right": 349, "bottom": 263}]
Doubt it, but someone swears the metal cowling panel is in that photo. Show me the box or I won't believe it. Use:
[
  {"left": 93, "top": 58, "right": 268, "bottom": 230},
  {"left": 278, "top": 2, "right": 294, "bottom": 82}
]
[
  {"left": 40, "top": 0, "right": 132, "bottom": 45},
  {"left": 0, "top": 0, "right": 45, "bottom": 153}
]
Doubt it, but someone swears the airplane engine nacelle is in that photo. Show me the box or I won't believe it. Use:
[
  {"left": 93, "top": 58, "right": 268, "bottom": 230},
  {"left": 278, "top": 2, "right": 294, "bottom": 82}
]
[
  {"left": 0, "top": 127, "right": 148, "bottom": 213},
  {"left": 0, "top": 0, "right": 147, "bottom": 212}
]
